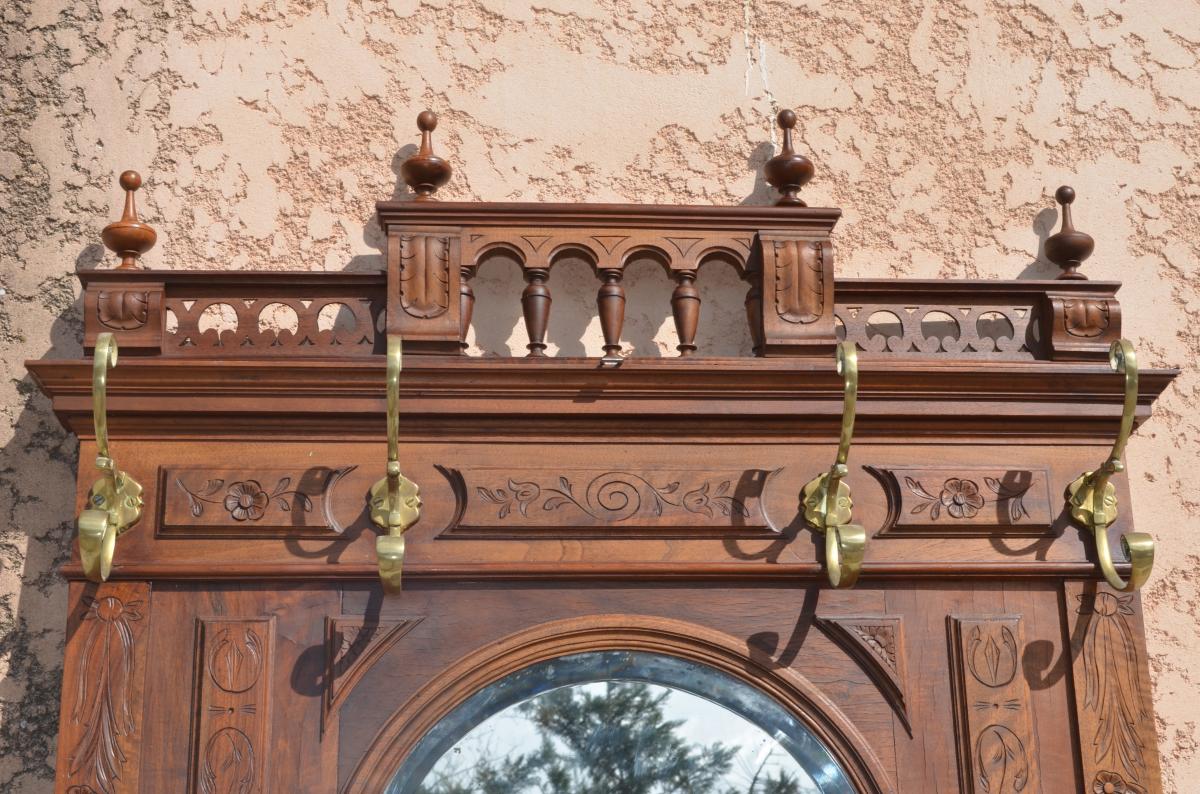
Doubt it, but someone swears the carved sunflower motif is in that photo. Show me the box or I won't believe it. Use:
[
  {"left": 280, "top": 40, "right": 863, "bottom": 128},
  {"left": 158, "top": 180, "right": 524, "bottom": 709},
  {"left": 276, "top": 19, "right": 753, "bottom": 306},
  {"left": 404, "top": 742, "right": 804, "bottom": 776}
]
[
  {"left": 1092, "top": 770, "right": 1145, "bottom": 794},
  {"left": 224, "top": 481, "right": 269, "bottom": 521},
  {"left": 939, "top": 478, "right": 985, "bottom": 518}
]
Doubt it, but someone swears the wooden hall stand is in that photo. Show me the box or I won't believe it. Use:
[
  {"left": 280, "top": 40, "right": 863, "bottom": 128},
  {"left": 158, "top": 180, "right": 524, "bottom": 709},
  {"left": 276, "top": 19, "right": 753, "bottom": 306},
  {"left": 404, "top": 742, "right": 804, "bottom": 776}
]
[{"left": 27, "top": 113, "right": 1175, "bottom": 793}]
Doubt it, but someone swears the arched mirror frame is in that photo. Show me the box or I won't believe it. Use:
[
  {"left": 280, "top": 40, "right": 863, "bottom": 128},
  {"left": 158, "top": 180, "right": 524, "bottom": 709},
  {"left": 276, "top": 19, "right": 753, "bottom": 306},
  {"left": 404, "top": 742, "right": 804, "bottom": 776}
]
[{"left": 343, "top": 615, "right": 892, "bottom": 794}]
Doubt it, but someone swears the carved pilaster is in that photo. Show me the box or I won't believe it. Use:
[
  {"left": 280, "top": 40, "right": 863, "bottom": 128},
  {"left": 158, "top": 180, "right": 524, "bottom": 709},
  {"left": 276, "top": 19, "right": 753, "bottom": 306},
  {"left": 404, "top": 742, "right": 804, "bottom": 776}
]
[
  {"left": 84, "top": 282, "right": 165, "bottom": 354},
  {"left": 57, "top": 581, "right": 151, "bottom": 794},
  {"left": 1066, "top": 584, "right": 1163, "bottom": 794},
  {"left": 948, "top": 615, "right": 1042, "bottom": 794},
  {"left": 757, "top": 234, "right": 836, "bottom": 355},
  {"left": 190, "top": 618, "right": 274, "bottom": 794},
  {"left": 386, "top": 229, "right": 463, "bottom": 354}
]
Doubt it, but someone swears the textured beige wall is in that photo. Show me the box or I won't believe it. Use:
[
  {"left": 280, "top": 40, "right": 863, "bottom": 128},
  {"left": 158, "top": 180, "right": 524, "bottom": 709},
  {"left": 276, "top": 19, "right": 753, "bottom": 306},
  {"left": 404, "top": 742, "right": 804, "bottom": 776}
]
[{"left": 2, "top": 0, "right": 1198, "bottom": 789}]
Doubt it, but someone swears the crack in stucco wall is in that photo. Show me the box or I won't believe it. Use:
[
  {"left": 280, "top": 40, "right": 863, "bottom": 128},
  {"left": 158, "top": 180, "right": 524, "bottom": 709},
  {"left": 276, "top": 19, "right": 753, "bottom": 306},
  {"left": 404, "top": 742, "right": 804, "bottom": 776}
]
[{"left": 1, "top": 0, "right": 1199, "bottom": 789}]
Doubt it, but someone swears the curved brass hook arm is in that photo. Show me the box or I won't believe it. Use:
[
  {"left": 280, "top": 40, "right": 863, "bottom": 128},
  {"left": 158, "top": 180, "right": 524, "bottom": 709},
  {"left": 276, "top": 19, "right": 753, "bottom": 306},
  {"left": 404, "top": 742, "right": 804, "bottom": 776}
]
[
  {"left": 77, "top": 333, "right": 143, "bottom": 582},
  {"left": 370, "top": 336, "right": 422, "bottom": 594},
  {"left": 802, "top": 342, "right": 864, "bottom": 588},
  {"left": 1066, "top": 339, "right": 1154, "bottom": 592}
]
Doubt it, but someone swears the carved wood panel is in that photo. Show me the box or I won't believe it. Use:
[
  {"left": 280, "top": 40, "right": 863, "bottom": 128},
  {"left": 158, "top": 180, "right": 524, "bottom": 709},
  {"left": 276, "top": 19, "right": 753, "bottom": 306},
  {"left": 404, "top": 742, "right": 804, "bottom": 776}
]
[
  {"left": 758, "top": 234, "right": 836, "bottom": 355},
  {"left": 160, "top": 466, "right": 356, "bottom": 538},
  {"left": 190, "top": 618, "right": 274, "bottom": 794},
  {"left": 85, "top": 283, "right": 165, "bottom": 353},
  {"left": 1042, "top": 292, "right": 1122, "bottom": 361},
  {"left": 837, "top": 303, "right": 1035, "bottom": 358},
  {"left": 948, "top": 615, "right": 1042, "bottom": 794},
  {"left": 324, "top": 616, "right": 423, "bottom": 732},
  {"left": 163, "top": 296, "right": 380, "bottom": 355},
  {"left": 57, "top": 582, "right": 151, "bottom": 794},
  {"left": 439, "top": 465, "right": 776, "bottom": 538},
  {"left": 867, "top": 466, "right": 1054, "bottom": 537},
  {"left": 1067, "top": 584, "right": 1163, "bottom": 794},
  {"left": 816, "top": 615, "right": 910, "bottom": 731},
  {"left": 387, "top": 230, "right": 462, "bottom": 353}
]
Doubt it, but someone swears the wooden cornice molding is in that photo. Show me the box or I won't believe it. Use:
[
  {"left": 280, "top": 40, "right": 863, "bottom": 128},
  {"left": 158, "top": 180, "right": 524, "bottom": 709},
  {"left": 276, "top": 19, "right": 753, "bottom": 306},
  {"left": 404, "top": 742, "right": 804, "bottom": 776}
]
[
  {"left": 25, "top": 356, "right": 1176, "bottom": 439},
  {"left": 376, "top": 200, "right": 842, "bottom": 232}
]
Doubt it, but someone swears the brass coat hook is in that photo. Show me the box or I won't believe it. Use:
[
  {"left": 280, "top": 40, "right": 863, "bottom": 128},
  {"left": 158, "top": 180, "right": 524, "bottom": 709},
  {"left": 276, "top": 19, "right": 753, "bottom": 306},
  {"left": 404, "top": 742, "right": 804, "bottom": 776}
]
[
  {"left": 1066, "top": 339, "right": 1154, "bottom": 592},
  {"left": 369, "top": 335, "right": 422, "bottom": 593},
  {"left": 802, "top": 341, "right": 865, "bottom": 588},
  {"left": 77, "top": 333, "right": 144, "bottom": 582}
]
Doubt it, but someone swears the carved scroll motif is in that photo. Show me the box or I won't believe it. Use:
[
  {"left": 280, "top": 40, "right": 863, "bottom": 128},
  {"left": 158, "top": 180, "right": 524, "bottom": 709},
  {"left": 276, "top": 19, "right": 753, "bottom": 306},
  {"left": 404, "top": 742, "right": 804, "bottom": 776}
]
[
  {"left": 948, "top": 616, "right": 1041, "bottom": 794},
  {"left": 192, "top": 618, "right": 273, "bottom": 794},
  {"left": 399, "top": 234, "right": 451, "bottom": 318},
  {"left": 440, "top": 466, "right": 775, "bottom": 538},
  {"left": 1069, "top": 587, "right": 1162, "bottom": 794},
  {"left": 773, "top": 239, "right": 824, "bottom": 324},
  {"left": 64, "top": 584, "right": 150, "bottom": 794}
]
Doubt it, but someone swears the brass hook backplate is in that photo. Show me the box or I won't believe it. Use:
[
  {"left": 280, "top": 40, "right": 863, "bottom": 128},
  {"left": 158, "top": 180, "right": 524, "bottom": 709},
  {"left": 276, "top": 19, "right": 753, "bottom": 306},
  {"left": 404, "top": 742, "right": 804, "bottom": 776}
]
[
  {"left": 1065, "top": 339, "right": 1154, "bottom": 592},
  {"left": 369, "top": 335, "right": 422, "bottom": 593},
  {"left": 78, "top": 333, "right": 143, "bottom": 582},
  {"left": 802, "top": 341, "right": 865, "bottom": 588}
]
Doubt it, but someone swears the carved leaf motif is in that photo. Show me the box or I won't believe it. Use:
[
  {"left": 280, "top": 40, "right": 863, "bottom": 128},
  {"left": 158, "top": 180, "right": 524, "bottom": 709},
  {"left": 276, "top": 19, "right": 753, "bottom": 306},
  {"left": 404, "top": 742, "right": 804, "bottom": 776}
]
[
  {"left": 399, "top": 235, "right": 451, "bottom": 319},
  {"left": 208, "top": 628, "right": 263, "bottom": 694},
  {"left": 1063, "top": 299, "right": 1110, "bottom": 338},
  {"left": 69, "top": 596, "right": 142, "bottom": 794},
  {"left": 1079, "top": 593, "right": 1147, "bottom": 784},
  {"left": 774, "top": 239, "right": 824, "bottom": 324},
  {"left": 199, "top": 728, "right": 255, "bottom": 794},
  {"left": 976, "top": 724, "right": 1030, "bottom": 793},
  {"left": 97, "top": 290, "right": 150, "bottom": 330},
  {"left": 967, "top": 625, "right": 1018, "bottom": 688}
]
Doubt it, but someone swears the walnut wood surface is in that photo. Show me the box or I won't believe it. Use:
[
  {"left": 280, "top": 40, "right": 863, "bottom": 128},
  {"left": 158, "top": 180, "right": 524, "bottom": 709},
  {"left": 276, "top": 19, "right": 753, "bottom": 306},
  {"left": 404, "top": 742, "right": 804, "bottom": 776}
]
[{"left": 35, "top": 197, "right": 1173, "bottom": 792}]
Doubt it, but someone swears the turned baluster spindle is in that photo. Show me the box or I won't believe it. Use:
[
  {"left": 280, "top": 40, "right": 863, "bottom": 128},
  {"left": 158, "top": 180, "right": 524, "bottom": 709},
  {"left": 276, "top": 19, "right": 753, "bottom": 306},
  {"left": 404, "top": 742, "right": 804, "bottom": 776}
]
[
  {"left": 597, "top": 267, "right": 626, "bottom": 360},
  {"left": 101, "top": 170, "right": 157, "bottom": 269},
  {"left": 671, "top": 269, "right": 700, "bottom": 356},
  {"left": 459, "top": 264, "right": 477, "bottom": 351},
  {"left": 521, "top": 267, "right": 551, "bottom": 356},
  {"left": 744, "top": 279, "right": 764, "bottom": 356}
]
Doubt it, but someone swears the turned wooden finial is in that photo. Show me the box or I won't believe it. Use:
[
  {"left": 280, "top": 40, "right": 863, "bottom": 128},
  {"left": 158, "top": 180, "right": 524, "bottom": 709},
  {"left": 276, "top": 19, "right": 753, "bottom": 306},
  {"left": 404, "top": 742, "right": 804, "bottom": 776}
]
[
  {"left": 764, "top": 109, "right": 815, "bottom": 207},
  {"left": 401, "top": 111, "right": 452, "bottom": 201},
  {"left": 1044, "top": 185, "right": 1094, "bottom": 280},
  {"left": 101, "top": 170, "right": 156, "bottom": 269}
]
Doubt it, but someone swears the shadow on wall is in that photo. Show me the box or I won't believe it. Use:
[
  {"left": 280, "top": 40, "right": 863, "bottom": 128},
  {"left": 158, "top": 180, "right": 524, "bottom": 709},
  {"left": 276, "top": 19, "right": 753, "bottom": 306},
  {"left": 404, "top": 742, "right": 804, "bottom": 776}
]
[{"left": 2, "top": 289, "right": 84, "bottom": 788}]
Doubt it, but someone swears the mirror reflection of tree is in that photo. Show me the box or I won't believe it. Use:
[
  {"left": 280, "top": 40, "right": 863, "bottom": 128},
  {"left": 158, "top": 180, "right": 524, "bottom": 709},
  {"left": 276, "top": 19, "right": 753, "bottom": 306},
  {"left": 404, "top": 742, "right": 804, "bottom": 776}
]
[{"left": 417, "top": 682, "right": 807, "bottom": 794}]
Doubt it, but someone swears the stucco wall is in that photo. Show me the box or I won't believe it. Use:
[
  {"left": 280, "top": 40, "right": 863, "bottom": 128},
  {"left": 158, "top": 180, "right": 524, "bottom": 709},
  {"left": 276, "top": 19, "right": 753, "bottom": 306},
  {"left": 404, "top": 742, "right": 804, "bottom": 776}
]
[{"left": 2, "top": 0, "right": 1197, "bottom": 789}]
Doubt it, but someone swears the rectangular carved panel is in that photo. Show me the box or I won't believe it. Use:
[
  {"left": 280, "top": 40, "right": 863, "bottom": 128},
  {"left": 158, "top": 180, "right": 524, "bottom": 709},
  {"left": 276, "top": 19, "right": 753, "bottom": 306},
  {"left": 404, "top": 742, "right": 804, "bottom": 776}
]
[
  {"left": 85, "top": 282, "right": 165, "bottom": 353},
  {"left": 386, "top": 230, "right": 463, "bottom": 353},
  {"left": 758, "top": 234, "right": 836, "bottom": 356},
  {"left": 160, "top": 466, "right": 356, "bottom": 538},
  {"left": 190, "top": 618, "right": 274, "bottom": 794},
  {"left": 441, "top": 466, "right": 777, "bottom": 538},
  {"left": 57, "top": 581, "right": 151, "bottom": 794},
  {"left": 163, "top": 296, "right": 380, "bottom": 356},
  {"left": 1066, "top": 583, "right": 1163, "bottom": 794},
  {"left": 947, "top": 615, "right": 1042, "bottom": 794},
  {"left": 1041, "top": 291, "right": 1121, "bottom": 361},
  {"left": 867, "top": 466, "right": 1053, "bottom": 536}
]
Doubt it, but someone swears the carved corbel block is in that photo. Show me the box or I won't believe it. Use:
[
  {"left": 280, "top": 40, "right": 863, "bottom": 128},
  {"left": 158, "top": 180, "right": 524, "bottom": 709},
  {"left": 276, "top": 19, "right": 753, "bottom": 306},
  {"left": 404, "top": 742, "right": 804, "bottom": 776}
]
[
  {"left": 386, "top": 229, "right": 463, "bottom": 354},
  {"left": 1039, "top": 290, "right": 1121, "bottom": 361},
  {"left": 756, "top": 234, "right": 836, "bottom": 356},
  {"left": 84, "top": 281, "right": 165, "bottom": 353}
]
